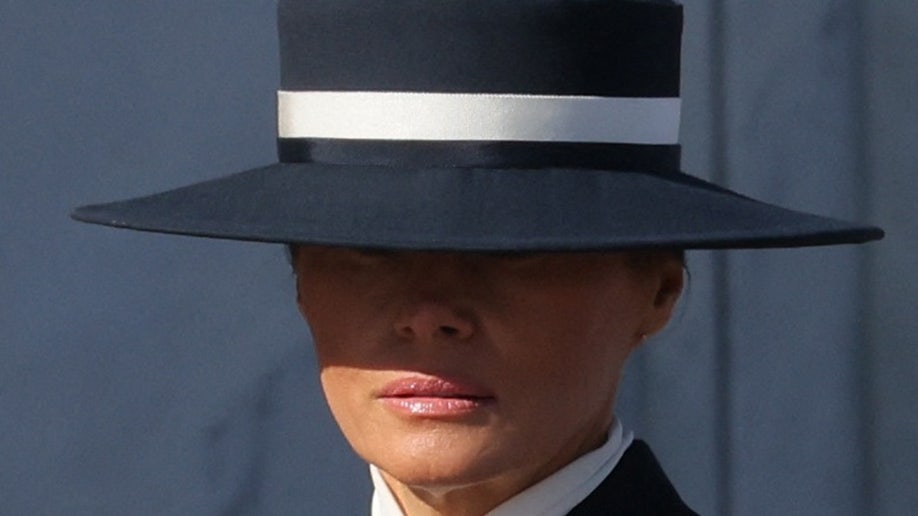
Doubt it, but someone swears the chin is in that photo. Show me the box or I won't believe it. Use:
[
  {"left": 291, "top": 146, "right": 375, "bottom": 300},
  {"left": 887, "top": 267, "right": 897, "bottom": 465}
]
[
  {"left": 378, "top": 456, "right": 504, "bottom": 491},
  {"left": 364, "top": 433, "right": 514, "bottom": 490}
]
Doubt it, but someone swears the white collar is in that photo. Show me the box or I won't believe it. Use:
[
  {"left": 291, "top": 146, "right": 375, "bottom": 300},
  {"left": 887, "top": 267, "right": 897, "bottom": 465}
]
[{"left": 370, "top": 419, "right": 633, "bottom": 516}]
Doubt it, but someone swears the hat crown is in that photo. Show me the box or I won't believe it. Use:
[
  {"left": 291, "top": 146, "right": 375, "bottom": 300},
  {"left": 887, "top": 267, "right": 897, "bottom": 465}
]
[{"left": 278, "top": 0, "right": 683, "bottom": 97}]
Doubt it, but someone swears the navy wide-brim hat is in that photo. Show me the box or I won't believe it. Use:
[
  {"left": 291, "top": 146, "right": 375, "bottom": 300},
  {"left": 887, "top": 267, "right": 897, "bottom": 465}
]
[{"left": 73, "top": 0, "right": 883, "bottom": 251}]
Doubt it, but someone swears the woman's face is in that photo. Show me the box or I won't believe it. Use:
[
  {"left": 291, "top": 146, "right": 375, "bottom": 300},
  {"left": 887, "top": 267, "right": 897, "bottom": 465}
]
[{"left": 294, "top": 247, "right": 682, "bottom": 510}]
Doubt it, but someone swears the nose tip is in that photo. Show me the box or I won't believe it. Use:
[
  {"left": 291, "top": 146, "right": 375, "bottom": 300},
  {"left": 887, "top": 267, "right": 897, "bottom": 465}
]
[
  {"left": 394, "top": 302, "right": 475, "bottom": 341},
  {"left": 391, "top": 253, "right": 479, "bottom": 341}
]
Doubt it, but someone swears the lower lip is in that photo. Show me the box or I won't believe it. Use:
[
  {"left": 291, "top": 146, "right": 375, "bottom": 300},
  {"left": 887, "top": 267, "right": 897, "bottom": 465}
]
[{"left": 380, "top": 396, "right": 494, "bottom": 417}]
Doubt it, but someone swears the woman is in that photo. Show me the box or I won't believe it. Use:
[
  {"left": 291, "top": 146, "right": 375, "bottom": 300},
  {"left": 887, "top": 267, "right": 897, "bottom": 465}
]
[
  {"left": 292, "top": 247, "right": 687, "bottom": 514},
  {"left": 74, "top": 0, "right": 883, "bottom": 514}
]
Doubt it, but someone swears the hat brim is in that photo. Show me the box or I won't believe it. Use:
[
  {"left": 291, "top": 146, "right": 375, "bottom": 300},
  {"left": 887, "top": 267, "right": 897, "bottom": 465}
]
[{"left": 72, "top": 163, "right": 883, "bottom": 251}]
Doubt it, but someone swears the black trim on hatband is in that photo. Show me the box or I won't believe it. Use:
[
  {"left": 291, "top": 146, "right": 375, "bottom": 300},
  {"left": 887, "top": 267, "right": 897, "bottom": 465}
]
[{"left": 277, "top": 138, "right": 682, "bottom": 172}]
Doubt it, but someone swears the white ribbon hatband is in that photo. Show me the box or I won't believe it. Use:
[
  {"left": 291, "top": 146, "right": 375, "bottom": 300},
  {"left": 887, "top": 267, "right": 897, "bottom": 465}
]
[{"left": 278, "top": 91, "right": 680, "bottom": 145}]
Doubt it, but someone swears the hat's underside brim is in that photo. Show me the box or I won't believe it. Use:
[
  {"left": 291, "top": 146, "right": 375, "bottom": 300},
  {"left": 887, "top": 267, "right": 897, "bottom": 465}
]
[{"left": 72, "top": 163, "right": 883, "bottom": 251}]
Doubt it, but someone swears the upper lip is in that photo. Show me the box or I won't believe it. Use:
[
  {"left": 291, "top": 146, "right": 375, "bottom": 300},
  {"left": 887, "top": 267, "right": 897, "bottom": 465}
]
[{"left": 377, "top": 375, "right": 494, "bottom": 399}]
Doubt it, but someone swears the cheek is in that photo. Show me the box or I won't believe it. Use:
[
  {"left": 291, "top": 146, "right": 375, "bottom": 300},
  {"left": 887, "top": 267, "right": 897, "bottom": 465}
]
[
  {"left": 506, "top": 324, "right": 626, "bottom": 405},
  {"left": 297, "top": 280, "right": 392, "bottom": 441},
  {"left": 315, "top": 363, "right": 384, "bottom": 464},
  {"left": 496, "top": 286, "right": 644, "bottom": 412},
  {"left": 508, "top": 285, "right": 643, "bottom": 363},
  {"left": 317, "top": 364, "right": 364, "bottom": 415},
  {"left": 298, "top": 277, "right": 377, "bottom": 361}
]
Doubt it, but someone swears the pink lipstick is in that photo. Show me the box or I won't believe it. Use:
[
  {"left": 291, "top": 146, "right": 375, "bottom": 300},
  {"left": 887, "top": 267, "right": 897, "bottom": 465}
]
[{"left": 377, "top": 376, "right": 495, "bottom": 418}]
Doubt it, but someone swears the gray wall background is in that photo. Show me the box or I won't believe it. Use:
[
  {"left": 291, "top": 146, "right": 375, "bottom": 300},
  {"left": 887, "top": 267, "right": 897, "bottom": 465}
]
[{"left": 1, "top": 1, "right": 915, "bottom": 515}]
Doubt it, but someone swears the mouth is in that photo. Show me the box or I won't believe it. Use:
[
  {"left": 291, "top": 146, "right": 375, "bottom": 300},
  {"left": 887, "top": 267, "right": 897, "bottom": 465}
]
[{"left": 377, "top": 376, "right": 496, "bottom": 418}]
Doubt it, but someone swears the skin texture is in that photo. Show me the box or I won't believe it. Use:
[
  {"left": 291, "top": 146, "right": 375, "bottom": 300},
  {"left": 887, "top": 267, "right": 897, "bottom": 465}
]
[{"left": 293, "top": 246, "right": 684, "bottom": 516}]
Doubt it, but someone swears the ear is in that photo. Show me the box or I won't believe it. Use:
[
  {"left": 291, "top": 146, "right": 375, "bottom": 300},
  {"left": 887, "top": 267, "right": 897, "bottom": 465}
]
[{"left": 639, "top": 256, "right": 685, "bottom": 340}]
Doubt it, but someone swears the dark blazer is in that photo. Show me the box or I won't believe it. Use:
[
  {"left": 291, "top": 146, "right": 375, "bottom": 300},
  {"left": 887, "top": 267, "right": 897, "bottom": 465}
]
[{"left": 567, "top": 440, "right": 698, "bottom": 515}]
